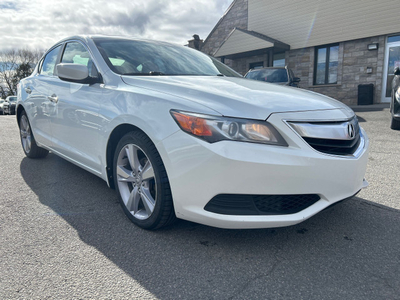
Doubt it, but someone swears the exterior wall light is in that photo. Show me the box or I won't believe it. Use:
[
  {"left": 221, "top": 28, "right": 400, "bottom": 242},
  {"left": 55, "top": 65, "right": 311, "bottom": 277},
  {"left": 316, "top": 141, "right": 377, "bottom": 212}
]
[{"left": 367, "top": 43, "right": 379, "bottom": 50}]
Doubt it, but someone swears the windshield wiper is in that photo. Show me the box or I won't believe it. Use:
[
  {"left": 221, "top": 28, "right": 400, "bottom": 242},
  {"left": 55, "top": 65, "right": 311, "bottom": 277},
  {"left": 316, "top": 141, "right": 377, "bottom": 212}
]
[
  {"left": 216, "top": 73, "right": 225, "bottom": 77},
  {"left": 149, "top": 71, "right": 165, "bottom": 75},
  {"left": 122, "top": 71, "right": 166, "bottom": 76}
]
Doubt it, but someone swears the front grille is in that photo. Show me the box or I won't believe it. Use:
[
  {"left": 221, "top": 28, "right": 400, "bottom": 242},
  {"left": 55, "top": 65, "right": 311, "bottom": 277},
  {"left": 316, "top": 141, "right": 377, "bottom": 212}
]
[
  {"left": 303, "top": 135, "right": 361, "bottom": 155},
  {"left": 204, "top": 194, "right": 320, "bottom": 215},
  {"left": 288, "top": 117, "right": 361, "bottom": 156}
]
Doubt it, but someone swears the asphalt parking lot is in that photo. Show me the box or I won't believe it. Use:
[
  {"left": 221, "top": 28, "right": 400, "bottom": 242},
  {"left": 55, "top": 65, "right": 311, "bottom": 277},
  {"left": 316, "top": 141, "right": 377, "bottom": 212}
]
[{"left": 0, "top": 105, "right": 399, "bottom": 299}]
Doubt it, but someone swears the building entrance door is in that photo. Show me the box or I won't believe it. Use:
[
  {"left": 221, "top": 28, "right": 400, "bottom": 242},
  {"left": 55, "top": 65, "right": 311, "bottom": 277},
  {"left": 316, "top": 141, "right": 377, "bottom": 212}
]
[{"left": 382, "top": 37, "right": 400, "bottom": 103}]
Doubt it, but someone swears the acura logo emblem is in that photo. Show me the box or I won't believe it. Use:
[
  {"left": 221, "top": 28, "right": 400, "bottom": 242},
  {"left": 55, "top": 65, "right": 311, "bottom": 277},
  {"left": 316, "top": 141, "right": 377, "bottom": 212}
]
[{"left": 347, "top": 123, "right": 355, "bottom": 139}]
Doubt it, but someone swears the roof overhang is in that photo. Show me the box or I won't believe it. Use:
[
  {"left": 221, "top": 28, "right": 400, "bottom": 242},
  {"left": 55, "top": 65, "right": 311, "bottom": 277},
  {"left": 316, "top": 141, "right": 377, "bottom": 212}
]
[{"left": 213, "top": 28, "right": 290, "bottom": 59}]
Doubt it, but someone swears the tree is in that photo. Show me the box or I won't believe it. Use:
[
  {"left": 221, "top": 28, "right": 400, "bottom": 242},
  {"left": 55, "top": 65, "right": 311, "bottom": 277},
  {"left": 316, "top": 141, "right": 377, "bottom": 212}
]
[
  {"left": 0, "top": 48, "right": 44, "bottom": 98},
  {"left": 11, "top": 62, "right": 34, "bottom": 94}
]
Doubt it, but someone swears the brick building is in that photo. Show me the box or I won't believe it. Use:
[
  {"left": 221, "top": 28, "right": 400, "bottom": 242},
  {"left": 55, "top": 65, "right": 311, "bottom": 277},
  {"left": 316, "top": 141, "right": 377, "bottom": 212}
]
[{"left": 200, "top": 0, "right": 400, "bottom": 105}]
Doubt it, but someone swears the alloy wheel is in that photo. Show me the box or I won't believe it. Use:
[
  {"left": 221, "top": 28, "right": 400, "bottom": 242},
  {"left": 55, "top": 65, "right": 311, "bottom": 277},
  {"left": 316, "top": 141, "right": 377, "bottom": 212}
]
[
  {"left": 116, "top": 144, "right": 157, "bottom": 220},
  {"left": 20, "top": 114, "right": 32, "bottom": 154}
]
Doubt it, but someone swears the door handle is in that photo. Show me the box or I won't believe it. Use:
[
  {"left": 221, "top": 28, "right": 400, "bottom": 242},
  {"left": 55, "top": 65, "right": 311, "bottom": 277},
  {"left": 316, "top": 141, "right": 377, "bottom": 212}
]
[
  {"left": 48, "top": 94, "right": 58, "bottom": 103},
  {"left": 25, "top": 87, "right": 32, "bottom": 94}
]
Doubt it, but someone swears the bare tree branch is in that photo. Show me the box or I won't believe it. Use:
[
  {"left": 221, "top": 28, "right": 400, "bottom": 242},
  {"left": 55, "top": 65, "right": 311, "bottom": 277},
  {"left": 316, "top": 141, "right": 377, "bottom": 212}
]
[{"left": 0, "top": 48, "right": 45, "bottom": 97}]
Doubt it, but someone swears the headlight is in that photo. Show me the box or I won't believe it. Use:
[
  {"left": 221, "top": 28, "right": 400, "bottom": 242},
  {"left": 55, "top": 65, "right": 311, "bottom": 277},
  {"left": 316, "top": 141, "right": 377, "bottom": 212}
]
[{"left": 170, "top": 110, "right": 287, "bottom": 146}]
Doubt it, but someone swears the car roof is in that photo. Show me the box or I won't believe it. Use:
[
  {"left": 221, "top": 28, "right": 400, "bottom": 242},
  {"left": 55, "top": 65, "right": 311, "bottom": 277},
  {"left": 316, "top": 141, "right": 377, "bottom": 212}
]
[{"left": 57, "top": 35, "right": 176, "bottom": 47}]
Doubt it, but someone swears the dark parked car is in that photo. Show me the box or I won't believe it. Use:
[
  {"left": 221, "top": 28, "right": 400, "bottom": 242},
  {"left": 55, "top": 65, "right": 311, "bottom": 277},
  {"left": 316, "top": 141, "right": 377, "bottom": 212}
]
[
  {"left": 391, "top": 67, "right": 400, "bottom": 130},
  {"left": 3, "top": 96, "right": 17, "bottom": 115},
  {"left": 244, "top": 66, "right": 300, "bottom": 87}
]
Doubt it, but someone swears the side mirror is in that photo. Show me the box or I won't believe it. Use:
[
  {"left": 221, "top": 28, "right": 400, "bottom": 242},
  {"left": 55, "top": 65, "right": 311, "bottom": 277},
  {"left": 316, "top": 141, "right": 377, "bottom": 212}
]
[
  {"left": 395, "top": 66, "right": 400, "bottom": 76},
  {"left": 57, "top": 63, "right": 100, "bottom": 84},
  {"left": 292, "top": 77, "right": 301, "bottom": 83}
]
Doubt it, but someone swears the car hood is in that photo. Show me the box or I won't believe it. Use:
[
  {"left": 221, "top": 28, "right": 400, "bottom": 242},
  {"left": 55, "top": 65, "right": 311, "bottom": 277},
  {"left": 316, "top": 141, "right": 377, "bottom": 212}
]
[{"left": 121, "top": 76, "right": 353, "bottom": 120}]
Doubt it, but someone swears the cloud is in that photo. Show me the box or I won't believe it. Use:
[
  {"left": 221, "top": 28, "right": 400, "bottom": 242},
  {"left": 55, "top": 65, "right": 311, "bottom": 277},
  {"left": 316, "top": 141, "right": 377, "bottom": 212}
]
[{"left": 0, "top": 0, "right": 232, "bottom": 51}]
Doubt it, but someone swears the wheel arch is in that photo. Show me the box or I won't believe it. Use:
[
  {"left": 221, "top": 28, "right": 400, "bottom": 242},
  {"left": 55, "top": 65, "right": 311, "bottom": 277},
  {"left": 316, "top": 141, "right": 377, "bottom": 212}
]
[
  {"left": 16, "top": 104, "right": 25, "bottom": 125},
  {"left": 105, "top": 123, "right": 150, "bottom": 189}
]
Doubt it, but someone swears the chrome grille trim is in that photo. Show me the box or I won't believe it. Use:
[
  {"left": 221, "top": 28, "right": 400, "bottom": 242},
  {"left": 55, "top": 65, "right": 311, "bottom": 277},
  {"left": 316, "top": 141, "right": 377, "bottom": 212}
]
[
  {"left": 287, "top": 117, "right": 359, "bottom": 140},
  {"left": 351, "top": 131, "right": 365, "bottom": 158},
  {"left": 285, "top": 117, "right": 365, "bottom": 158}
]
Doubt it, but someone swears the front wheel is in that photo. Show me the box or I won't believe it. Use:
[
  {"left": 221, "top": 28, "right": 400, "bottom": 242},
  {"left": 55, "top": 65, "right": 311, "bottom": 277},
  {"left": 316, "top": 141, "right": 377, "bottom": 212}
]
[
  {"left": 19, "top": 111, "right": 49, "bottom": 158},
  {"left": 113, "top": 131, "right": 176, "bottom": 229}
]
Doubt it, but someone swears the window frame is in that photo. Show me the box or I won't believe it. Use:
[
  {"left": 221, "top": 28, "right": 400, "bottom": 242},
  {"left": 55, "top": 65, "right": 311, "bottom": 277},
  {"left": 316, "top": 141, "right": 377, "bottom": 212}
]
[
  {"left": 313, "top": 43, "right": 339, "bottom": 85},
  {"left": 273, "top": 53, "right": 286, "bottom": 67},
  {"left": 249, "top": 61, "right": 264, "bottom": 70},
  {"left": 38, "top": 39, "right": 101, "bottom": 82},
  {"left": 37, "top": 57, "right": 44, "bottom": 74}
]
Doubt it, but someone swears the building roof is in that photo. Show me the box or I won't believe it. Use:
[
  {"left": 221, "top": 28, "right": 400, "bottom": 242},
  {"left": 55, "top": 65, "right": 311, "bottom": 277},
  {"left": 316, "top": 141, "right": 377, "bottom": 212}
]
[
  {"left": 214, "top": 28, "right": 289, "bottom": 58},
  {"left": 248, "top": 0, "right": 400, "bottom": 49}
]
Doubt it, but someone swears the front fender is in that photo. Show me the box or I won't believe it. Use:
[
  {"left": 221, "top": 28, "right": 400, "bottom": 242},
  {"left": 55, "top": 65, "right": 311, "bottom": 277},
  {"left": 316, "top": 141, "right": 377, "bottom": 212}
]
[{"left": 98, "top": 85, "right": 220, "bottom": 183}]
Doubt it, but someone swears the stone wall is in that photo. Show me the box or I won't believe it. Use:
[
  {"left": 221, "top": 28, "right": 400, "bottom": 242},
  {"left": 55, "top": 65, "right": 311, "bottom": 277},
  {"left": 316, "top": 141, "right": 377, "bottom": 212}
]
[
  {"left": 223, "top": 35, "right": 386, "bottom": 104},
  {"left": 225, "top": 54, "right": 268, "bottom": 75},
  {"left": 201, "top": 0, "right": 248, "bottom": 56},
  {"left": 287, "top": 36, "right": 385, "bottom": 105},
  {"left": 201, "top": 0, "right": 387, "bottom": 104}
]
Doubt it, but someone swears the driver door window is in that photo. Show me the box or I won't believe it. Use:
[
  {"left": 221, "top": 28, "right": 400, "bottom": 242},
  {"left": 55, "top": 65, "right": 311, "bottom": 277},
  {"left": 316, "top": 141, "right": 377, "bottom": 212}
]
[{"left": 61, "top": 42, "right": 97, "bottom": 77}]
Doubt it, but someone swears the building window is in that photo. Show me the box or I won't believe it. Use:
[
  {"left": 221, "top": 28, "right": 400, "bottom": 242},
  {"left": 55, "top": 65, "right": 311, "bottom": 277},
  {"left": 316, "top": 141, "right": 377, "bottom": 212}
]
[
  {"left": 388, "top": 35, "right": 400, "bottom": 43},
  {"left": 314, "top": 44, "right": 339, "bottom": 85},
  {"left": 273, "top": 53, "right": 285, "bottom": 67},
  {"left": 249, "top": 61, "right": 264, "bottom": 70}
]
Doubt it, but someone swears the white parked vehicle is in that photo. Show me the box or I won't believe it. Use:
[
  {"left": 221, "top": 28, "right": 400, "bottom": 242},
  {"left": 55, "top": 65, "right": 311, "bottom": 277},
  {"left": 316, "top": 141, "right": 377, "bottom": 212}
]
[
  {"left": 4, "top": 96, "right": 17, "bottom": 115},
  {"left": 0, "top": 99, "right": 4, "bottom": 115},
  {"left": 17, "top": 35, "right": 369, "bottom": 230}
]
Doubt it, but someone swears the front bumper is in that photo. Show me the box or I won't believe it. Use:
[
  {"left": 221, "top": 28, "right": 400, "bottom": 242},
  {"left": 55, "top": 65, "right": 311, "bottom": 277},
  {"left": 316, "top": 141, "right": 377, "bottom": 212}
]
[{"left": 157, "top": 109, "right": 369, "bottom": 229}]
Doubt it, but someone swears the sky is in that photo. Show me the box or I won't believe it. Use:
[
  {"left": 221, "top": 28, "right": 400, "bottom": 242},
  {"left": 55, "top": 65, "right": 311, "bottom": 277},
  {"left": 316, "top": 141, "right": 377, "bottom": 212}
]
[{"left": 0, "top": 0, "right": 233, "bottom": 51}]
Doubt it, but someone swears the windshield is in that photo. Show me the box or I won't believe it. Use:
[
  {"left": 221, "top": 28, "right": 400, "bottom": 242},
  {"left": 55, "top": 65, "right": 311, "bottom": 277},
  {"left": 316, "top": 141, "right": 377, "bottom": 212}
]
[
  {"left": 8, "top": 96, "right": 17, "bottom": 102},
  {"left": 245, "top": 68, "right": 288, "bottom": 83},
  {"left": 93, "top": 38, "right": 242, "bottom": 77}
]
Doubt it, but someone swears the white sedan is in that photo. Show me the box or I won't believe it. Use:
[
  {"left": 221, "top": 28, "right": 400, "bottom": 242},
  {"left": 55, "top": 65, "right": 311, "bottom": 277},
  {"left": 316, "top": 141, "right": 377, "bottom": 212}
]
[
  {"left": 17, "top": 35, "right": 369, "bottom": 229},
  {"left": 0, "top": 99, "right": 4, "bottom": 114}
]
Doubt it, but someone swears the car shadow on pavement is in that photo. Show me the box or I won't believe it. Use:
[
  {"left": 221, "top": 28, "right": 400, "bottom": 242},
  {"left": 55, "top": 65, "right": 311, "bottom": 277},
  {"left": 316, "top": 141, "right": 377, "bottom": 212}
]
[
  {"left": 356, "top": 115, "right": 367, "bottom": 123},
  {"left": 20, "top": 154, "right": 400, "bottom": 299},
  {"left": 351, "top": 103, "right": 390, "bottom": 112}
]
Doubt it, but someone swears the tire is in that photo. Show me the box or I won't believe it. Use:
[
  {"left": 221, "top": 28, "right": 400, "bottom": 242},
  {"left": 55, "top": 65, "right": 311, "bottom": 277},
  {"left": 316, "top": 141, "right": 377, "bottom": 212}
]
[
  {"left": 19, "top": 111, "right": 49, "bottom": 158},
  {"left": 113, "top": 131, "right": 176, "bottom": 230},
  {"left": 391, "top": 116, "right": 400, "bottom": 130}
]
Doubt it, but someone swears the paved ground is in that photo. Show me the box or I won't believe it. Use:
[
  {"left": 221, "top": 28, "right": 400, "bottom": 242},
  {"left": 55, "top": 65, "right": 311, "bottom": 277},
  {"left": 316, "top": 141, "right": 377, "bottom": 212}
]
[{"left": 0, "top": 106, "right": 399, "bottom": 300}]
